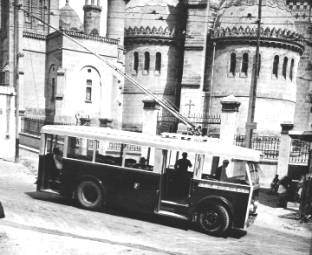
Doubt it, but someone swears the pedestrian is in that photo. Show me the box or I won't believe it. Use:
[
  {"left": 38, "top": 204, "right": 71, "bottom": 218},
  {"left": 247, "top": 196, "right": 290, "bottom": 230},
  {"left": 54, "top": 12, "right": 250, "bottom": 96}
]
[{"left": 278, "top": 175, "right": 291, "bottom": 208}]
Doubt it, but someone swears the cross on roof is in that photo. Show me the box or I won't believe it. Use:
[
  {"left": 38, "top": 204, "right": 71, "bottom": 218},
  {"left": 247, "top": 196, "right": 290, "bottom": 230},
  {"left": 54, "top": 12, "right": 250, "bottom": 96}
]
[{"left": 185, "top": 99, "right": 195, "bottom": 117}]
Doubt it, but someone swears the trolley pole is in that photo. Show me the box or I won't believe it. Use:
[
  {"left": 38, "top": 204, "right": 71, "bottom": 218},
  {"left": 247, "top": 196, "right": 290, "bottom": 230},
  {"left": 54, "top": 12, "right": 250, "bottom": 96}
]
[{"left": 245, "top": 0, "right": 262, "bottom": 148}]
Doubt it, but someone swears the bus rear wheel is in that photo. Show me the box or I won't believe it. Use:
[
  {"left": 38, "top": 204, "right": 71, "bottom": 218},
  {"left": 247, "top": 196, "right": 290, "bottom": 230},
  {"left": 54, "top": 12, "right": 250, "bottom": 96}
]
[
  {"left": 198, "top": 204, "right": 230, "bottom": 236},
  {"left": 76, "top": 180, "right": 105, "bottom": 211}
]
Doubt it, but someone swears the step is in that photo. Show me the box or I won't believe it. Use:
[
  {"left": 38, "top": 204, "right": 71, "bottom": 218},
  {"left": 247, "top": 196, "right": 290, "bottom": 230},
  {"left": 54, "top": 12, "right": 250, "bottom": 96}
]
[
  {"left": 154, "top": 210, "right": 189, "bottom": 221},
  {"left": 40, "top": 188, "right": 61, "bottom": 195},
  {"left": 161, "top": 200, "right": 189, "bottom": 208}
]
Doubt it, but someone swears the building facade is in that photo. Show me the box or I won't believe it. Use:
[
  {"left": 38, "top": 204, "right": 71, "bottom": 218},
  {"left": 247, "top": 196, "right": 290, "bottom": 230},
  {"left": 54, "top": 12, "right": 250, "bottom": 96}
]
[
  {"left": 112, "top": 0, "right": 311, "bottom": 135},
  {"left": 0, "top": 0, "right": 311, "bottom": 141},
  {"left": 1, "top": 0, "right": 124, "bottom": 130}
]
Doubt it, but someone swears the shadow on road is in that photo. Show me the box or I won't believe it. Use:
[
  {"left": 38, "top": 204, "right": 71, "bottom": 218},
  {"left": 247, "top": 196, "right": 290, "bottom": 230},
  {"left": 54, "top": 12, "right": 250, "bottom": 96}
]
[
  {"left": 25, "top": 191, "right": 249, "bottom": 239},
  {"left": 25, "top": 191, "right": 71, "bottom": 207},
  {"left": 259, "top": 188, "right": 280, "bottom": 208}
]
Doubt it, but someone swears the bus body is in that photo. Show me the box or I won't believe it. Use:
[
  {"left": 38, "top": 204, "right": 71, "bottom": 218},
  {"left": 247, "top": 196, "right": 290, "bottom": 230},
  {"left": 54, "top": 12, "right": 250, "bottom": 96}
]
[{"left": 37, "top": 125, "right": 261, "bottom": 236}]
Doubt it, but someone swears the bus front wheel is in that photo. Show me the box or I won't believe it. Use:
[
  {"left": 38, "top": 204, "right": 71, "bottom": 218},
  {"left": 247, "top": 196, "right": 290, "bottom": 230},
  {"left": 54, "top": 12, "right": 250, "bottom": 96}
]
[
  {"left": 198, "top": 204, "right": 230, "bottom": 236},
  {"left": 76, "top": 180, "right": 105, "bottom": 211}
]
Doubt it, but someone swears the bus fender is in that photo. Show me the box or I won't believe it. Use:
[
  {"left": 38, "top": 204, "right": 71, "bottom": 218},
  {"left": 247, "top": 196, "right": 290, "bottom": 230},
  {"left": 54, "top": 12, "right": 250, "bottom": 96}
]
[{"left": 192, "top": 195, "right": 234, "bottom": 218}]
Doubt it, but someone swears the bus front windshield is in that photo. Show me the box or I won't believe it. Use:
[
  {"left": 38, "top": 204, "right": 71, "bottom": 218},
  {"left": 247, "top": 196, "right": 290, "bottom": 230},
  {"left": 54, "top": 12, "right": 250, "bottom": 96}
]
[{"left": 225, "top": 160, "right": 260, "bottom": 186}]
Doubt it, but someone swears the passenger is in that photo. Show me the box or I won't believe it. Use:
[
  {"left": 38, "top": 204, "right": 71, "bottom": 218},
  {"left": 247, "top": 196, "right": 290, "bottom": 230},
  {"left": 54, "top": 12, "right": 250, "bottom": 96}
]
[
  {"left": 53, "top": 147, "right": 63, "bottom": 171},
  {"left": 215, "top": 160, "right": 229, "bottom": 180},
  {"left": 51, "top": 147, "right": 63, "bottom": 181},
  {"left": 174, "top": 152, "right": 193, "bottom": 198}
]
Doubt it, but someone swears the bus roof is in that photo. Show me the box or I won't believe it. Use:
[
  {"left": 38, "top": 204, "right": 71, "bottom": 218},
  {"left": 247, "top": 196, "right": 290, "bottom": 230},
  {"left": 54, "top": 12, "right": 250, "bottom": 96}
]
[{"left": 41, "top": 125, "right": 261, "bottom": 162}]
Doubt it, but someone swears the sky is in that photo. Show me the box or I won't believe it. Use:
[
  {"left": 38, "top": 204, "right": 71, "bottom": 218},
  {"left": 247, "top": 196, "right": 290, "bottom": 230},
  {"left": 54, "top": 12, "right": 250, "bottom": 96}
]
[{"left": 59, "top": 0, "right": 107, "bottom": 35}]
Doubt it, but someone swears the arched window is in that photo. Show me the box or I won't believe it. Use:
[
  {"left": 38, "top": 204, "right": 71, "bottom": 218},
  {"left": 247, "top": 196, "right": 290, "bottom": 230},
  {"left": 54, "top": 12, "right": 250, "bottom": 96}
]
[
  {"left": 85, "top": 79, "right": 92, "bottom": 102},
  {"left": 144, "top": 52, "right": 150, "bottom": 72},
  {"left": 290, "top": 59, "right": 294, "bottom": 81},
  {"left": 133, "top": 52, "right": 139, "bottom": 73},
  {"left": 241, "top": 53, "right": 249, "bottom": 76},
  {"left": 272, "top": 55, "right": 279, "bottom": 78},
  {"left": 51, "top": 78, "right": 55, "bottom": 101},
  {"left": 282, "top": 57, "right": 288, "bottom": 79},
  {"left": 155, "top": 52, "right": 161, "bottom": 72},
  {"left": 229, "top": 53, "right": 236, "bottom": 76}
]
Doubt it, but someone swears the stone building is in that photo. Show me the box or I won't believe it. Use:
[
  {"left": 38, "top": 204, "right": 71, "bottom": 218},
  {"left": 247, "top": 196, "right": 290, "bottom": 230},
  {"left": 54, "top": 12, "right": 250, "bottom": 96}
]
[
  {"left": 206, "top": 0, "right": 304, "bottom": 134},
  {"left": 0, "top": 0, "right": 124, "bottom": 129},
  {"left": 0, "top": 0, "right": 311, "bottom": 141},
  {"left": 109, "top": 0, "right": 311, "bottom": 135}
]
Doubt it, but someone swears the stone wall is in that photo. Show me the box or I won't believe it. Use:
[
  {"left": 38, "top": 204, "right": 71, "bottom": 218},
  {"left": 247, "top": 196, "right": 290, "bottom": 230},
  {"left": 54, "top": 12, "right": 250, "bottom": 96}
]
[
  {"left": 209, "top": 44, "right": 300, "bottom": 134},
  {"left": 122, "top": 43, "right": 180, "bottom": 130}
]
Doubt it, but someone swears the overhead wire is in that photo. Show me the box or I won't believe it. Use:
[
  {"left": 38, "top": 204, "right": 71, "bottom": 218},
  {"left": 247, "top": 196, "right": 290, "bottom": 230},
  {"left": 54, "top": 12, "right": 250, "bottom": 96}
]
[{"left": 20, "top": 6, "right": 195, "bottom": 128}]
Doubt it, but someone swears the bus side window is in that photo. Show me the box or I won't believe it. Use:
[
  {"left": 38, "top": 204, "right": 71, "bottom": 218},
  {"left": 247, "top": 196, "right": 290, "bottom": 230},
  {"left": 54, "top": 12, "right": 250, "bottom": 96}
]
[
  {"left": 45, "top": 135, "right": 64, "bottom": 156},
  {"left": 201, "top": 155, "right": 218, "bottom": 180},
  {"left": 67, "top": 137, "right": 93, "bottom": 162},
  {"left": 95, "top": 140, "right": 122, "bottom": 166},
  {"left": 124, "top": 144, "right": 154, "bottom": 171}
]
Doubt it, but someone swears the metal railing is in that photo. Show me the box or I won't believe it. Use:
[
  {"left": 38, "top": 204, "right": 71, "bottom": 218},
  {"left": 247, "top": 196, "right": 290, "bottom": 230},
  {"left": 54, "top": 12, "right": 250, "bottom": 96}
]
[
  {"left": 235, "top": 135, "right": 280, "bottom": 160},
  {"left": 289, "top": 139, "right": 311, "bottom": 165},
  {"left": 21, "top": 117, "right": 73, "bottom": 136}
]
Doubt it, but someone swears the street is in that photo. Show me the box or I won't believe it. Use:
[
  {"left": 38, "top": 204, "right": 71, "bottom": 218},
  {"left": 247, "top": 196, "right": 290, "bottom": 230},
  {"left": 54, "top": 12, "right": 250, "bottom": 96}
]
[{"left": 0, "top": 154, "right": 311, "bottom": 255}]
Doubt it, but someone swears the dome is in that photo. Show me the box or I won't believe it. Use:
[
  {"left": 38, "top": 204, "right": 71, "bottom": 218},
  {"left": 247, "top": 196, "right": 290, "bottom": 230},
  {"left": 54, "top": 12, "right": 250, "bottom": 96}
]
[
  {"left": 60, "top": 1, "right": 83, "bottom": 32},
  {"left": 125, "top": 0, "right": 181, "bottom": 41},
  {"left": 215, "top": 0, "right": 297, "bottom": 32},
  {"left": 212, "top": 0, "right": 304, "bottom": 54}
]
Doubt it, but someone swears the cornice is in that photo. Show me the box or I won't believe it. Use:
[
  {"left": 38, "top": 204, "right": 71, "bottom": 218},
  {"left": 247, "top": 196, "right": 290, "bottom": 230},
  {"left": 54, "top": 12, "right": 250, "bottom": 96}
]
[
  {"left": 125, "top": 26, "right": 176, "bottom": 44},
  {"left": 23, "top": 31, "right": 46, "bottom": 40},
  {"left": 46, "top": 30, "right": 119, "bottom": 45},
  {"left": 212, "top": 26, "right": 305, "bottom": 54}
]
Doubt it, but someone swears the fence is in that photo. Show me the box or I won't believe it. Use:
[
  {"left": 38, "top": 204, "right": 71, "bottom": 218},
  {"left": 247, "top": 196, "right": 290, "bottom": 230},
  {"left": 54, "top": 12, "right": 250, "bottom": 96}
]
[
  {"left": 235, "top": 135, "right": 280, "bottom": 160},
  {"left": 289, "top": 139, "right": 311, "bottom": 165},
  {"left": 157, "top": 113, "right": 221, "bottom": 135},
  {"left": 21, "top": 117, "right": 73, "bottom": 136}
]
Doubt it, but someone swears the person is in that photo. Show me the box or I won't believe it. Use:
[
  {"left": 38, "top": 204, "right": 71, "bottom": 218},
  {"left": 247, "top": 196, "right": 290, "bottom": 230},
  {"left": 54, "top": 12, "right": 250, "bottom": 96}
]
[
  {"left": 215, "top": 160, "right": 229, "bottom": 180},
  {"left": 277, "top": 175, "right": 292, "bottom": 208},
  {"left": 51, "top": 147, "right": 63, "bottom": 181},
  {"left": 174, "top": 152, "right": 193, "bottom": 198}
]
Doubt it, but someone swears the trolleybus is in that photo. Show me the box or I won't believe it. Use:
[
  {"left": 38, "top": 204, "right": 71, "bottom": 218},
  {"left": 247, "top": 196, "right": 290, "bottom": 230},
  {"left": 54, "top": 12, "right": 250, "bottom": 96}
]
[{"left": 37, "top": 125, "right": 260, "bottom": 236}]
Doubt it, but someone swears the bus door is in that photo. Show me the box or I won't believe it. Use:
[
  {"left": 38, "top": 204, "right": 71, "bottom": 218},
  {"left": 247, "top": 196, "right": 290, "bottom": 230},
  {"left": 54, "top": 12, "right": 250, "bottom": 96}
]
[
  {"left": 160, "top": 150, "right": 196, "bottom": 203},
  {"left": 37, "top": 134, "right": 65, "bottom": 191}
]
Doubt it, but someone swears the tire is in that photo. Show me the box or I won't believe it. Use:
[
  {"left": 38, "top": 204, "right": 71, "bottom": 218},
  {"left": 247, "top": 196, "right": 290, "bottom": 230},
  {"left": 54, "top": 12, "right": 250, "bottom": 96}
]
[
  {"left": 198, "top": 204, "right": 230, "bottom": 236},
  {"left": 76, "top": 180, "right": 105, "bottom": 211}
]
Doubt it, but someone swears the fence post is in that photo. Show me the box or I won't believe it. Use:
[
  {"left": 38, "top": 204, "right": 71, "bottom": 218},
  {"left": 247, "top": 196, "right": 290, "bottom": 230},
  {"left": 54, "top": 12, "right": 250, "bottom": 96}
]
[
  {"left": 142, "top": 97, "right": 160, "bottom": 135},
  {"left": 277, "top": 122, "right": 294, "bottom": 178},
  {"left": 220, "top": 95, "right": 241, "bottom": 144}
]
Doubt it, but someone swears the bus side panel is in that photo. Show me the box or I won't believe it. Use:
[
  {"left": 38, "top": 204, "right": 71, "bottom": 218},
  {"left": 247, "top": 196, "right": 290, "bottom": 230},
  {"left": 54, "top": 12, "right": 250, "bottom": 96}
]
[
  {"left": 61, "top": 159, "right": 160, "bottom": 213},
  {"left": 191, "top": 182, "right": 250, "bottom": 229}
]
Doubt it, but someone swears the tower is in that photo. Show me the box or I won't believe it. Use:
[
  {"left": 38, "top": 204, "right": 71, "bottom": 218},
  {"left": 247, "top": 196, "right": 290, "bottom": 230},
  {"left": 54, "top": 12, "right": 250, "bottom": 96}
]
[
  {"left": 287, "top": 1, "right": 312, "bottom": 130},
  {"left": 83, "top": 0, "right": 102, "bottom": 35},
  {"left": 207, "top": 0, "right": 304, "bottom": 134},
  {"left": 106, "top": 0, "right": 126, "bottom": 45},
  {"left": 122, "top": 0, "right": 186, "bottom": 132}
]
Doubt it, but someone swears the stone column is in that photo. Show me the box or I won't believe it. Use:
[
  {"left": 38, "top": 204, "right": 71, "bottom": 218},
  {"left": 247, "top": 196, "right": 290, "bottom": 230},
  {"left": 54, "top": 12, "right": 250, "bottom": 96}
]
[
  {"left": 277, "top": 123, "right": 294, "bottom": 177},
  {"left": 142, "top": 97, "right": 160, "bottom": 136},
  {"left": 219, "top": 95, "right": 241, "bottom": 144}
]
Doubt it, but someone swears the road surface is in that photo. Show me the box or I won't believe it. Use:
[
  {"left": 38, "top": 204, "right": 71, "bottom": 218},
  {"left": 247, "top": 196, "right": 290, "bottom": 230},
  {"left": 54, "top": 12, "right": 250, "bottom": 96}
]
[{"left": 0, "top": 158, "right": 311, "bottom": 255}]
